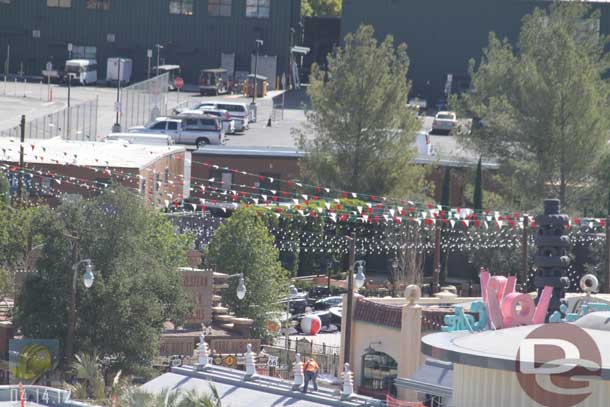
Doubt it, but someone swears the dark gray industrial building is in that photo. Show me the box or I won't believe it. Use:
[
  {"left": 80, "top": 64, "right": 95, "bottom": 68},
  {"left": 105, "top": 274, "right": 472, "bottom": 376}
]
[
  {"left": 342, "top": 0, "right": 610, "bottom": 103},
  {"left": 0, "top": 0, "right": 300, "bottom": 83}
]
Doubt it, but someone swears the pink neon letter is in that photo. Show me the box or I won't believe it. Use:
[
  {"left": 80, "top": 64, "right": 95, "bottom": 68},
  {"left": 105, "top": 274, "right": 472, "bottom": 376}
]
[
  {"left": 501, "top": 293, "right": 535, "bottom": 327},
  {"left": 532, "top": 286, "right": 553, "bottom": 324}
]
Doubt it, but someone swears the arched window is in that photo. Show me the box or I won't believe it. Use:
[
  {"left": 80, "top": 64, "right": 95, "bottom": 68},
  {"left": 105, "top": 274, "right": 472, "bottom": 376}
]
[{"left": 361, "top": 351, "right": 398, "bottom": 398}]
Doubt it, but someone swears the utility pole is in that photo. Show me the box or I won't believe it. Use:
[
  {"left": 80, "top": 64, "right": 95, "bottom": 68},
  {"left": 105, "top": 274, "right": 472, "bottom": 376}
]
[
  {"left": 17, "top": 115, "right": 25, "bottom": 203},
  {"left": 147, "top": 49, "right": 152, "bottom": 80},
  {"left": 343, "top": 235, "right": 356, "bottom": 365},
  {"left": 521, "top": 215, "right": 529, "bottom": 291},
  {"left": 433, "top": 221, "right": 441, "bottom": 294},
  {"left": 252, "top": 39, "right": 263, "bottom": 105}
]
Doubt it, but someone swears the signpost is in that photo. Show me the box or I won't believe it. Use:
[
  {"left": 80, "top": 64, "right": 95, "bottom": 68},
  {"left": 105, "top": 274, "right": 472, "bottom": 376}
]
[
  {"left": 45, "top": 62, "right": 52, "bottom": 102},
  {"left": 147, "top": 49, "right": 152, "bottom": 79},
  {"left": 175, "top": 76, "right": 184, "bottom": 106}
]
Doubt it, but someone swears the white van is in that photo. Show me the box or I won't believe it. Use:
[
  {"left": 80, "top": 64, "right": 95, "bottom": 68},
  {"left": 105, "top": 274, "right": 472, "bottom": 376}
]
[
  {"left": 65, "top": 59, "right": 97, "bottom": 85},
  {"left": 104, "top": 132, "right": 174, "bottom": 146},
  {"left": 196, "top": 101, "right": 249, "bottom": 132}
]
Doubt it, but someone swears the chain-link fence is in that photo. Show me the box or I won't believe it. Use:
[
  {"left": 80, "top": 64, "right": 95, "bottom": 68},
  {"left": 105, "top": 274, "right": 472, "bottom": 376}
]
[
  {"left": 0, "top": 98, "right": 99, "bottom": 141},
  {"left": 120, "top": 73, "right": 170, "bottom": 131}
]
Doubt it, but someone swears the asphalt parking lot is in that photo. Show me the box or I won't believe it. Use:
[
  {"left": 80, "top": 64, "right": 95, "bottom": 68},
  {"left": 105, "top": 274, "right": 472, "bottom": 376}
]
[{"left": 0, "top": 80, "right": 297, "bottom": 144}]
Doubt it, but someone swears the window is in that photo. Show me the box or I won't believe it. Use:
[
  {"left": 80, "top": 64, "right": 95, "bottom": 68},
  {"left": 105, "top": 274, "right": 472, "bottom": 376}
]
[
  {"left": 361, "top": 351, "right": 398, "bottom": 398},
  {"left": 167, "top": 122, "right": 178, "bottom": 131},
  {"left": 86, "top": 0, "right": 110, "bottom": 10},
  {"left": 72, "top": 45, "right": 97, "bottom": 59},
  {"left": 169, "top": 0, "right": 193, "bottom": 15},
  {"left": 245, "top": 0, "right": 269, "bottom": 18},
  {"left": 151, "top": 122, "right": 167, "bottom": 130},
  {"left": 47, "top": 0, "right": 71, "bottom": 7},
  {"left": 208, "top": 0, "right": 231, "bottom": 16}
]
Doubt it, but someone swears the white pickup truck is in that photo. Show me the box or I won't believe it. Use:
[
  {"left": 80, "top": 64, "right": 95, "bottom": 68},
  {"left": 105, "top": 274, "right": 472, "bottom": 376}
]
[
  {"left": 129, "top": 116, "right": 225, "bottom": 148},
  {"left": 431, "top": 111, "right": 457, "bottom": 134}
]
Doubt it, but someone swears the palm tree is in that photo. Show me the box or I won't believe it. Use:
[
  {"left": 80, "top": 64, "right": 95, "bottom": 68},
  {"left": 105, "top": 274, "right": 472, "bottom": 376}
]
[
  {"left": 178, "top": 385, "right": 222, "bottom": 407},
  {"left": 68, "top": 352, "right": 105, "bottom": 401},
  {"left": 119, "top": 385, "right": 221, "bottom": 407}
]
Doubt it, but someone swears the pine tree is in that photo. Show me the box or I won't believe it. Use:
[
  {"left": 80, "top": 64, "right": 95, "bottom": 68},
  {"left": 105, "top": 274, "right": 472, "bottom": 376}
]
[
  {"left": 296, "top": 25, "right": 425, "bottom": 197},
  {"left": 473, "top": 157, "right": 483, "bottom": 211}
]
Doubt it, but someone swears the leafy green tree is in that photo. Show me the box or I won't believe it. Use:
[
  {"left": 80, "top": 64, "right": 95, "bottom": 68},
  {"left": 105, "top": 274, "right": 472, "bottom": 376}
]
[
  {"left": 206, "top": 208, "right": 288, "bottom": 340},
  {"left": 301, "top": 0, "right": 341, "bottom": 17},
  {"left": 473, "top": 158, "right": 483, "bottom": 211},
  {"left": 0, "top": 173, "right": 9, "bottom": 206},
  {"left": 14, "top": 187, "right": 192, "bottom": 368},
  {"left": 119, "top": 386, "right": 221, "bottom": 407},
  {"left": 296, "top": 25, "right": 426, "bottom": 197},
  {"left": 456, "top": 3, "right": 610, "bottom": 210}
]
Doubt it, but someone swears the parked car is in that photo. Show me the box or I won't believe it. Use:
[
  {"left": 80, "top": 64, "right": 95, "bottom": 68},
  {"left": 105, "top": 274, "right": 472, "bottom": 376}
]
[
  {"left": 314, "top": 296, "right": 343, "bottom": 311},
  {"left": 196, "top": 101, "right": 249, "bottom": 132},
  {"left": 129, "top": 115, "right": 224, "bottom": 147},
  {"left": 431, "top": 111, "right": 457, "bottom": 134},
  {"left": 178, "top": 108, "right": 235, "bottom": 134},
  {"left": 408, "top": 97, "right": 427, "bottom": 116}
]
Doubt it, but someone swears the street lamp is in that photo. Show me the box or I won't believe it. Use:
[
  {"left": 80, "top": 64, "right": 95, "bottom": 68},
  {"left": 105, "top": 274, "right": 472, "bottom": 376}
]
[
  {"left": 226, "top": 273, "right": 247, "bottom": 300},
  {"left": 65, "top": 257, "right": 94, "bottom": 366},
  {"left": 355, "top": 262, "right": 366, "bottom": 290}
]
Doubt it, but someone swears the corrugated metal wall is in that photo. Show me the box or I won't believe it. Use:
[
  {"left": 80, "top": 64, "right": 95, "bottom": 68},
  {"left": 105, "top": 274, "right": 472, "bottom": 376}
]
[
  {"left": 341, "top": 0, "right": 610, "bottom": 103},
  {"left": 454, "top": 363, "right": 610, "bottom": 407},
  {"left": 0, "top": 0, "right": 300, "bottom": 83}
]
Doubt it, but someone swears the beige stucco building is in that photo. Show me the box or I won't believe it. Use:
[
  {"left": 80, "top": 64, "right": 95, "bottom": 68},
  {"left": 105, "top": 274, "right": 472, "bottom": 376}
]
[{"left": 339, "top": 292, "right": 476, "bottom": 403}]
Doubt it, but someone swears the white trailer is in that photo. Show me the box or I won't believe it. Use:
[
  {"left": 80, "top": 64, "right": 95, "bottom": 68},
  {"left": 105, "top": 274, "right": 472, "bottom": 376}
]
[{"left": 106, "top": 58, "right": 133, "bottom": 85}]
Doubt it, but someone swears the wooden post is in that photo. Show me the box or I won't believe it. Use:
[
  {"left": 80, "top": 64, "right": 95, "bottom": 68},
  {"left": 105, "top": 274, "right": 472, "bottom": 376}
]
[
  {"left": 343, "top": 235, "right": 356, "bottom": 365},
  {"left": 433, "top": 221, "right": 441, "bottom": 293},
  {"left": 521, "top": 215, "right": 529, "bottom": 291}
]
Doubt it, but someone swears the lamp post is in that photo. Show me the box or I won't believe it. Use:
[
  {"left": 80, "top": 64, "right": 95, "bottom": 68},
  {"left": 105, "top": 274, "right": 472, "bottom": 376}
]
[
  {"left": 391, "top": 258, "right": 399, "bottom": 297},
  {"left": 65, "top": 240, "right": 95, "bottom": 367},
  {"left": 343, "top": 236, "right": 365, "bottom": 365},
  {"left": 252, "top": 39, "right": 263, "bottom": 106},
  {"left": 285, "top": 284, "right": 298, "bottom": 370}
]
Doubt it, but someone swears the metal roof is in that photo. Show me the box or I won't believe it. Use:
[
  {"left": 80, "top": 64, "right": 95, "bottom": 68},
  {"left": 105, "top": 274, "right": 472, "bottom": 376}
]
[
  {"left": 395, "top": 359, "right": 453, "bottom": 399},
  {"left": 141, "top": 365, "right": 381, "bottom": 407},
  {"left": 0, "top": 137, "right": 185, "bottom": 169}
]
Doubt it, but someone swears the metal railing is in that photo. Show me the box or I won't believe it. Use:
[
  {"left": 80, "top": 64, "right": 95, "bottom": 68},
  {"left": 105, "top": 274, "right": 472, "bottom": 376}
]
[
  {"left": 120, "top": 73, "right": 170, "bottom": 131},
  {"left": 0, "top": 98, "right": 99, "bottom": 141}
]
